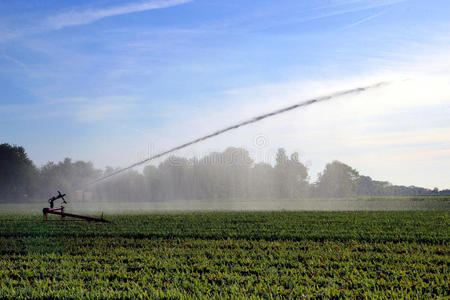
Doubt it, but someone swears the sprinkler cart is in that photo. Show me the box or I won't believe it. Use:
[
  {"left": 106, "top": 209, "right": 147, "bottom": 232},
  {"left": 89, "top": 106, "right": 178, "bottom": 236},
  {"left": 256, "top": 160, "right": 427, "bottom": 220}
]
[{"left": 43, "top": 191, "right": 110, "bottom": 223}]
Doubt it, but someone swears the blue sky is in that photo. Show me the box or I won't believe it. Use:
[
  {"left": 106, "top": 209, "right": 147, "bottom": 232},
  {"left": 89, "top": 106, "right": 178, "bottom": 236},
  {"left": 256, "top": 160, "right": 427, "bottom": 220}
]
[{"left": 1, "top": 0, "right": 449, "bottom": 188}]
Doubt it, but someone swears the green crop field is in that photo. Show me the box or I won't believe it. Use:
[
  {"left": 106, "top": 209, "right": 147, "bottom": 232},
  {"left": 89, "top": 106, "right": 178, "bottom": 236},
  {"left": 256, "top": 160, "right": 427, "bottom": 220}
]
[{"left": 0, "top": 211, "right": 449, "bottom": 299}]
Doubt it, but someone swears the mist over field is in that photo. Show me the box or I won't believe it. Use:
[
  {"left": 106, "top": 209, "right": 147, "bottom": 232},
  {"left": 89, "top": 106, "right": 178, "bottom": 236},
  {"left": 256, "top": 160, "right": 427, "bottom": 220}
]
[
  {"left": 1, "top": 143, "right": 449, "bottom": 209},
  {"left": 4, "top": 198, "right": 449, "bottom": 215}
]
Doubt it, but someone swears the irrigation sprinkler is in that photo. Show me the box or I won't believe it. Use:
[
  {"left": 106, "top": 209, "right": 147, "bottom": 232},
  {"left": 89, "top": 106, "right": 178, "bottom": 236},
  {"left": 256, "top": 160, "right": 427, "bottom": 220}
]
[{"left": 43, "top": 191, "right": 110, "bottom": 223}]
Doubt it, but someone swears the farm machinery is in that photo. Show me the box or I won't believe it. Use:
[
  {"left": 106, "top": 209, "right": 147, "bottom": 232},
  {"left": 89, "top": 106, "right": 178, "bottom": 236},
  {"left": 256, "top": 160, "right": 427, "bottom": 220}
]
[{"left": 43, "top": 191, "right": 110, "bottom": 223}]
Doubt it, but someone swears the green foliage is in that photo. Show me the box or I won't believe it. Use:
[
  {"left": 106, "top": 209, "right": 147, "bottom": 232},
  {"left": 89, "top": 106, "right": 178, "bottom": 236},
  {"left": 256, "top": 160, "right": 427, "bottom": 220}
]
[
  {"left": 0, "top": 143, "right": 38, "bottom": 201},
  {"left": 39, "top": 158, "right": 101, "bottom": 197},
  {"left": 315, "top": 161, "right": 360, "bottom": 198},
  {"left": 275, "top": 148, "right": 309, "bottom": 199},
  {"left": 0, "top": 212, "right": 448, "bottom": 298}
]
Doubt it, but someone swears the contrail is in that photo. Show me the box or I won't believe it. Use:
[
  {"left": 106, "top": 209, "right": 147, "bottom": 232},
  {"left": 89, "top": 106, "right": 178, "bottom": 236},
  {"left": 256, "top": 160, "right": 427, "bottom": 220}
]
[{"left": 87, "top": 80, "right": 390, "bottom": 186}]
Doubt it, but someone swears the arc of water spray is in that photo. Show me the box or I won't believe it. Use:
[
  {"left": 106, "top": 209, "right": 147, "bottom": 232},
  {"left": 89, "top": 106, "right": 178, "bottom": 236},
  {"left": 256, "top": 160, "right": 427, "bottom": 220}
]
[{"left": 86, "top": 80, "right": 390, "bottom": 187}]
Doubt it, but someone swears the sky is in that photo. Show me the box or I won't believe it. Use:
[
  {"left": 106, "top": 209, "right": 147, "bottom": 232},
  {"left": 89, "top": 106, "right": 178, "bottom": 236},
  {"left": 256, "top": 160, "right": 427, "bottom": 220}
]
[{"left": 1, "top": 0, "right": 449, "bottom": 189}]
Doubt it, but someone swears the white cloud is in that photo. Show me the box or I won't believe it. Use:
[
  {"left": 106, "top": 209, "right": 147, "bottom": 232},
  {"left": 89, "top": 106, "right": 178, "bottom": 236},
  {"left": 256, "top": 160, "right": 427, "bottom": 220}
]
[{"left": 46, "top": 0, "right": 192, "bottom": 30}]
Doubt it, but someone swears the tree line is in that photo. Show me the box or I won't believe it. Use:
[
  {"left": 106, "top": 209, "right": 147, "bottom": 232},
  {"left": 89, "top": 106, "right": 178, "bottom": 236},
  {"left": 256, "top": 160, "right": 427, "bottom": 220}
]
[{"left": 0, "top": 143, "right": 448, "bottom": 203}]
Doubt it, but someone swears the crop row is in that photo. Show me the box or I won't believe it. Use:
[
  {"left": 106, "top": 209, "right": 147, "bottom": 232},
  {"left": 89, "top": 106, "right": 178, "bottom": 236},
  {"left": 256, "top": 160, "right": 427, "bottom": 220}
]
[
  {"left": 1, "top": 212, "right": 448, "bottom": 243},
  {"left": 0, "top": 237, "right": 448, "bottom": 299}
]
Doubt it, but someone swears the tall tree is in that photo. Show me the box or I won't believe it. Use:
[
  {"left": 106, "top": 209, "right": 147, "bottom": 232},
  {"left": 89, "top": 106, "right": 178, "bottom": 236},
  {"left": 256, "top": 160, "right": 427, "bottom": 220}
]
[
  {"left": 158, "top": 156, "right": 192, "bottom": 201},
  {"left": 0, "top": 143, "right": 38, "bottom": 201},
  {"left": 222, "top": 147, "right": 253, "bottom": 199},
  {"left": 315, "top": 160, "right": 359, "bottom": 198},
  {"left": 274, "top": 148, "right": 289, "bottom": 198},
  {"left": 287, "top": 152, "right": 309, "bottom": 198},
  {"left": 143, "top": 165, "right": 162, "bottom": 202},
  {"left": 274, "top": 149, "right": 309, "bottom": 199},
  {"left": 251, "top": 162, "right": 275, "bottom": 199},
  {"left": 39, "top": 158, "right": 100, "bottom": 198}
]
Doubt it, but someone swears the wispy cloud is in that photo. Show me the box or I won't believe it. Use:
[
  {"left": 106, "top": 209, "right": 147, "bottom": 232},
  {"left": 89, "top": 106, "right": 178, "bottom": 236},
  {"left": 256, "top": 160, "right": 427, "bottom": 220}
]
[
  {"left": 0, "top": 55, "right": 28, "bottom": 70},
  {"left": 306, "top": 0, "right": 403, "bottom": 23},
  {"left": 222, "top": 0, "right": 407, "bottom": 34},
  {"left": 46, "top": 0, "right": 192, "bottom": 30},
  {"left": 76, "top": 103, "right": 131, "bottom": 122},
  {"left": 340, "top": 11, "right": 385, "bottom": 30},
  {"left": 0, "top": 95, "right": 139, "bottom": 123},
  {"left": 66, "top": 95, "right": 138, "bottom": 123},
  {"left": 0, "top": 0, "right": 193, "bottom": 43}
]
